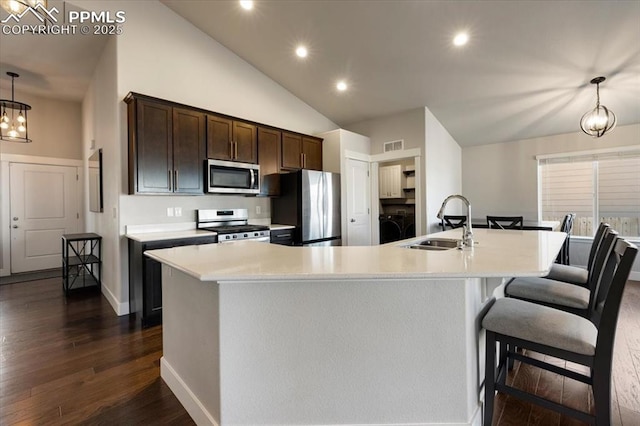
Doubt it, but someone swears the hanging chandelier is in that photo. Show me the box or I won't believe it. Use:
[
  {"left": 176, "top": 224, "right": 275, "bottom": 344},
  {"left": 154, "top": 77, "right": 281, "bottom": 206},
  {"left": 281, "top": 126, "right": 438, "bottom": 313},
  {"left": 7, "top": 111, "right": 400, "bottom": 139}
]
[
  {"left": 579, "top": 76, "right": 617, "bottom": 138},
  {"left": 0, "top": 0, "right": 47, "bottom": 16},
  {"left": 0, "top": 72, "right": 32, "bottom": 143}
]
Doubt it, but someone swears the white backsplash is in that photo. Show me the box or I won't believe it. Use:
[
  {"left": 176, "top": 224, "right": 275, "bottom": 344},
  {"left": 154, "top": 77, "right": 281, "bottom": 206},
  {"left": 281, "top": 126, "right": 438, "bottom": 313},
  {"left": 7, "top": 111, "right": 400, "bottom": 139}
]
[{"left": 119, "top": 194, "right": 271, "bottom": 235}]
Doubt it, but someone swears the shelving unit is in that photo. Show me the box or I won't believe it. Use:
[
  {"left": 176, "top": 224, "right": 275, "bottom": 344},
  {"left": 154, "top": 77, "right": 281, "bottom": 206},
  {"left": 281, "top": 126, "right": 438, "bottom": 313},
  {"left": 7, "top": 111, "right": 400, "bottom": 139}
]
[
  {"left": 403, "top": 166, "right": 415, "bottom": 204},
  {"left": 62, "top": 233, "right": 102, "bottom": 295}
]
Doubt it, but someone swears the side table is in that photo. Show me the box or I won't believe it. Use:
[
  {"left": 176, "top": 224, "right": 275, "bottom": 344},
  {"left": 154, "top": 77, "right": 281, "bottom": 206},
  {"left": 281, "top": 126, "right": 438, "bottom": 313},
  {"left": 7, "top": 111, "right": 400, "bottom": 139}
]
[{"left": 62, "top": 233, "right": 102, "bottom": 295}]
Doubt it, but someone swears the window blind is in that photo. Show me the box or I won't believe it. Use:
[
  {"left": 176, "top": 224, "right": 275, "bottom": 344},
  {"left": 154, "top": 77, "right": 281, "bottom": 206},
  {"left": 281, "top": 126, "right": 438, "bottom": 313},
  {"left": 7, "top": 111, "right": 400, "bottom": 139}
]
[{"left": 539, "top": 150, "right": 640, "bottom": 237}]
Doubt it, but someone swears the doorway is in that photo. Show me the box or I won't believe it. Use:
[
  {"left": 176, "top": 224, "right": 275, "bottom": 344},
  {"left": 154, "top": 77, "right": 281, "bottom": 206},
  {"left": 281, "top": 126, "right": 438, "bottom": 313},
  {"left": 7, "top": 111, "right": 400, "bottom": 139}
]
[
  {"left": 345, "top": 157, "right": 371, "bottom": 246},
  {"left": 370, "top": 148, "right": 422, "bottom": 244},
  {"left": 9, "top": 162, "right": 80, "bottom": 273}
]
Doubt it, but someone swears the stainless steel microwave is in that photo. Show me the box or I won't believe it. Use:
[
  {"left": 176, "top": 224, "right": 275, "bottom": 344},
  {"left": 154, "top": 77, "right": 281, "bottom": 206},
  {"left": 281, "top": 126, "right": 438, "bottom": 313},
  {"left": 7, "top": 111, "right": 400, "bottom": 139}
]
[{"left": 206, "top": 159, "right": 260, "bottom": 194}]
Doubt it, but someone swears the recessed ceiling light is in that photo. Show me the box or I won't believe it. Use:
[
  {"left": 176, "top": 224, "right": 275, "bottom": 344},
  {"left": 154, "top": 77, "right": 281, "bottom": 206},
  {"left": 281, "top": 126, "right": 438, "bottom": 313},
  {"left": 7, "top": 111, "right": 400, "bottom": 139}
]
[
  {"left": 296, "top": 46, "right": 308, "bottom": 58},
  {"left": 240, "top": 0, "right": 253, "bottom": 11},
  {"left": 453, "top": 32, "right": 469, "bottom": 47},
  {"left": 336, "top": 81, "right": 348, "bottom": 91}
]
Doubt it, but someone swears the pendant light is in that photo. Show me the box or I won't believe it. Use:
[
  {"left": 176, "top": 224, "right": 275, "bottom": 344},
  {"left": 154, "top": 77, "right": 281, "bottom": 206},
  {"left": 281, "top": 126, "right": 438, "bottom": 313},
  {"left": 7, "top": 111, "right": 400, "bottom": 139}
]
[
  {"left": 0, "top": 72, "right": 32, "bottom": 143},
  {"left": 0, "top": 0, "right": 47, "bottom": 16},
  {"left": 579, "top": 76, "right": 616, "bottom": 138}
]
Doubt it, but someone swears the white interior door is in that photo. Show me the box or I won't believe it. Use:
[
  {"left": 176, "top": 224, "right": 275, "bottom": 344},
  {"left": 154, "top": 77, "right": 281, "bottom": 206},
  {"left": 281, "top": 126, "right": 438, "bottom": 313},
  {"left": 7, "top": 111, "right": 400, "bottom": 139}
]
[
  {"left": 346, "top": 158, "right": 371, "bottom": 246},
  {"left": 10, "top": 163, "right": 79, "bottom": 273}
]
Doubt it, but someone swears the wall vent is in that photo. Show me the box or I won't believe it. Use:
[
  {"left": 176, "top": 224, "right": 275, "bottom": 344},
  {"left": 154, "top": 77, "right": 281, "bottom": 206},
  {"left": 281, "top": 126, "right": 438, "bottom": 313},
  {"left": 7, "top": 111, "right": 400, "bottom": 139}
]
[{"left": 383, "top": 139, "right": 404, "bottom": 153}]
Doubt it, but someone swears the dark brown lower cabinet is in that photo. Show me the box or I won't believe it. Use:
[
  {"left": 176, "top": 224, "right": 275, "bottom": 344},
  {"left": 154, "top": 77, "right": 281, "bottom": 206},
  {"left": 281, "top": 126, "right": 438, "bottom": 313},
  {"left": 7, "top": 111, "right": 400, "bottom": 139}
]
[
  {"left": 270, "top": 228, "right": 294, "bottom": 246},
  {"left": 128, "top": 236, "right": 218, "bottom": 327}
]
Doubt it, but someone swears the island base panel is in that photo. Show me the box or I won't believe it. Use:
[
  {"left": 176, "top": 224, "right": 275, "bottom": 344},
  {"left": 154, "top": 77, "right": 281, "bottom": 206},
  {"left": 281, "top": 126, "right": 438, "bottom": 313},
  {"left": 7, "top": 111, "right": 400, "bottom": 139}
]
[{"left": 160, "top": 266, "right": 488, "bottom": 425}]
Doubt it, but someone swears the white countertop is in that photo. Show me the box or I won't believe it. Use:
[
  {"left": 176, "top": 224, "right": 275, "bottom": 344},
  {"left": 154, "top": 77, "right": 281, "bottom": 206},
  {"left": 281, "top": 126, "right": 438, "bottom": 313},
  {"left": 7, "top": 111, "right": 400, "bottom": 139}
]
[
  {"left": 268, "top": 224, "right": 295, "bottom": 230},
  {"left": 145, "top": 229, "right": 566, "bottom": 281},
  {"left": 126, "top": 229, "right": 217, "bottom": 243},
  {"left": 126, "top": 222, "right": 293, "bottom": 242}
]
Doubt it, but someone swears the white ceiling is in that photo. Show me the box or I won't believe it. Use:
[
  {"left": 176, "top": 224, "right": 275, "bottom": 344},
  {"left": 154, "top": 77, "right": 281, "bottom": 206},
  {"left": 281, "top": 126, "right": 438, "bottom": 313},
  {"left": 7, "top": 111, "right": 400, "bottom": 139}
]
[
  {"left": 0, "top": 1, "right": 108, "bottom": 101},
  {"left": 1, "top": 1, "right": 638, "bottom": 147}
]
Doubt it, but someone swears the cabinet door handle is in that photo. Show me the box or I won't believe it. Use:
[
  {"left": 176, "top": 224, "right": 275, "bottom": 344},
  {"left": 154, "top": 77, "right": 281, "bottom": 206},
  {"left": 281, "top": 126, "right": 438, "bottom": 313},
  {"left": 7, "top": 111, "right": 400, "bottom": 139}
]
[
  {"left": 300, "top": 153, "right": 304, "bottom": 168},
  {"left": 234, "top": 141, "right": 238, "bottom": 160},
  {"left": 168, "top": 170, "right": 173, "bottom": 191},
  {"left": 174, "top": 170, "right": 179, "bottom": 190},
  {"left": 230, "top": 141, "right": 234, "bottom": 159}
]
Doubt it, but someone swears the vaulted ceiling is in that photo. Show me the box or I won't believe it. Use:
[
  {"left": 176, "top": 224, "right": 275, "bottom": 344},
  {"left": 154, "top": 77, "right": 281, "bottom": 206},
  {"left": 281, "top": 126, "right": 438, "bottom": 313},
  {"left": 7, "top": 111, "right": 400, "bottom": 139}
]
[{"left": 1, "top": 1, "right": 639, "bottom": 146}]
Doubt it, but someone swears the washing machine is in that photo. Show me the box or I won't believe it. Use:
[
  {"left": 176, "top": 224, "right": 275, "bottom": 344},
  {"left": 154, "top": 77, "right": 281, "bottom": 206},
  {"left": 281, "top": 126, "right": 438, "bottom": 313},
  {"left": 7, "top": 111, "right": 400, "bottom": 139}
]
[
  {"left": 379, "top": 214, "right": 405, "bottom": 244},
  {"left": 403, "top": 220, "right": 416, "bottom": 239}
]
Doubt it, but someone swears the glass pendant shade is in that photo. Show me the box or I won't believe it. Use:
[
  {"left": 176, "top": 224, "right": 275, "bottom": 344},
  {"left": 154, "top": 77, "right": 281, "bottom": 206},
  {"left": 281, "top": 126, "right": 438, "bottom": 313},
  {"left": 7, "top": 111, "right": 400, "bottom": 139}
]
[
  {"left": 580, "top": 76, "right": 616, "bottom": 138},
  {"left": 0, "top": 72, "right": 32, "bottom": 143},
  {"left": 0, "top": 0, "right": 47, "bottom": 15}
]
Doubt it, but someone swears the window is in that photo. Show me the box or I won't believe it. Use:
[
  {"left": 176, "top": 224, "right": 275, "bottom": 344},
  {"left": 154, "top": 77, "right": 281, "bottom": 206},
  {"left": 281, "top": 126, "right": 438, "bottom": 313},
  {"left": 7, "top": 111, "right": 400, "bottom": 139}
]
[{"left": 539, "top": 149, "right": 640, "bottom": 238}]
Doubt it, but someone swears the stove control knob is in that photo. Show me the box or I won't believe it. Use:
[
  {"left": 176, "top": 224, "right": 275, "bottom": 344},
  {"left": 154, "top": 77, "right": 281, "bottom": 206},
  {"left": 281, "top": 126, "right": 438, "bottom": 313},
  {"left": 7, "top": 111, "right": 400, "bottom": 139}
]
[
  {"left": 254, "top": 232, "right": 258, "bottom": 237},
  {"left": 244, "top": 234, "right": 248, "bottom": 238},
  {"left": 232, "top": 235, "right": 237, "bottom": 239}
]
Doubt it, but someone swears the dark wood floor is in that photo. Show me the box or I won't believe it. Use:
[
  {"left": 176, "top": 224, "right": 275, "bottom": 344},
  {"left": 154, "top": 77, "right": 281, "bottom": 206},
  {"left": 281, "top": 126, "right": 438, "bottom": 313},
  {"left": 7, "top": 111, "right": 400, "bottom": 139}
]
[
  {"left": 1, "top": 277, "right": 639, "bottom": 425},
  {"left": 0, "top": 278, "right": 194, "bottom": 425}
]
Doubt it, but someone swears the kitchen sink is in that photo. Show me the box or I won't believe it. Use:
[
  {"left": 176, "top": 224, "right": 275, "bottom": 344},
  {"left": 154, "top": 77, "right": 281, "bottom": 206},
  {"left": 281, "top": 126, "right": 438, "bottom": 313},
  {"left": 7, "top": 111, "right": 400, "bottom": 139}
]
[{"left": 407, "top": 238, "right": 460, "bottom": 251}]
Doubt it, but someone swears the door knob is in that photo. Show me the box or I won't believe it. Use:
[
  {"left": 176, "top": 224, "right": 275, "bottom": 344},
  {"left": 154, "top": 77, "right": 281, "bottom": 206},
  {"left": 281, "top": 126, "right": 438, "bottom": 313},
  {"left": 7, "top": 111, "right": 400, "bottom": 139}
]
[
  {"left": 12, "top": 225, "right": 18, "bottom": 228},
  {"left": 13, "top": 217, "right": 18, "bottom": 221},
  {"left": 350, "top": 218, "right": 355, "bottom": 222}
]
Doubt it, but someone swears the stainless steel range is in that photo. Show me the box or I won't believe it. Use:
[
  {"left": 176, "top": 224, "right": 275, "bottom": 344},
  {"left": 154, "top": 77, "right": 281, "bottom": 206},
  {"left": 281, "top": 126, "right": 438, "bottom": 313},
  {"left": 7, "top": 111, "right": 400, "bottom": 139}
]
[{"left": 196, "top": 209, "right": 270, "bottom": 243}]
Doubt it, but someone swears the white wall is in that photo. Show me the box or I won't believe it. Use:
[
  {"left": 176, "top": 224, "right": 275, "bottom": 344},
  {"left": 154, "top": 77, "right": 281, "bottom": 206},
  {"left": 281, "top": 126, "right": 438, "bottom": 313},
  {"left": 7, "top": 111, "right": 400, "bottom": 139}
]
[
  {"left": 347, "top": 108, "right": 425, "bottom": 154},
  {"left": 462, "top": 123, "right": 640, "bottom": 219},
  {"left": 0, "top": 92, "right": 82, "bottom": 159},
  {"left": 346, "top": 108, "right": 462, "bottom": 236},
  {"left": 320, "top": 129, "right": 372, "bottom": 245},
  {"left": 81, "top": 0, "right": 338, "bottom": 314},
  {"left": 347, "top": 109, "right": 427, "bottom": 232},
  {"left": 424, "top": 107, "right": 463, "bottom": 233},
  {"left": 0, "top": 87, "right": 83, "bottom": 276},
  {"left": 82, "top": 37, "right": 123, "bottom": 310},
  {"left": 462, "top": 123, "right": 640, "bottom": 278}
]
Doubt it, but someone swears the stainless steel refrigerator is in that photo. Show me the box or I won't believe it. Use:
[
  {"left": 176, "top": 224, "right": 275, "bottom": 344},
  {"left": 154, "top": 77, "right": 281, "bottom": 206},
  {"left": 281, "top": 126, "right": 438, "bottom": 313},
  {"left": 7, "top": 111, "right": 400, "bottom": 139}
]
[{"left": 271, "top": 170, "right": 341, "bottom": 246}]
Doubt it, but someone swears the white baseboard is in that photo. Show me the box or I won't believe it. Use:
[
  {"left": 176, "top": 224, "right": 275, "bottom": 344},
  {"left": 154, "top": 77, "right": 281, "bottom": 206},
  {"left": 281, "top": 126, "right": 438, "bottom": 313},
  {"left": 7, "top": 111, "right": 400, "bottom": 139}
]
[
  {"left": 160, "top": 357, "right": 218, "bottom": 426},
  {"left": 101, "top": 283, "right": 129, "bottom": 316},
  {"left": 630, "top": 271, "right": 640, "bottom": 281}
]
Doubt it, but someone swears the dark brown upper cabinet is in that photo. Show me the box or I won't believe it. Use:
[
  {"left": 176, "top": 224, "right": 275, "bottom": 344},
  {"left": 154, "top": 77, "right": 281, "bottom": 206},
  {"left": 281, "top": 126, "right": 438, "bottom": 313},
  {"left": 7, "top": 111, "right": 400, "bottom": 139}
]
[
  {"left": 207, "top": 115, "right": 257, "bottom": 164},
  {"left": 281, "top": 132, "right": 323, "bottom": 171},
  {"left": 302, "top": 136, "right": 323, "bottom": 171},
  {"left": 126, "top": 94, "right": 205, "bottom": 194},
  {"left": 257, "top": 127, "right": 281, "bottom": 196}
]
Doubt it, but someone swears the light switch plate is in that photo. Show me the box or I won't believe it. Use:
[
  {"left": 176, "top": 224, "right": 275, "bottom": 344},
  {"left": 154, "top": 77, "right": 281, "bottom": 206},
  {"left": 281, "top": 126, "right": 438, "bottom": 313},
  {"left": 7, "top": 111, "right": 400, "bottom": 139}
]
[
  {"left": 174, "top": 207, "right": 182, "bottom": 217},
  {"left": 256, "top": 205, "right": 261, "bottom": 215},
  {"left": 167, "top": 207, "right": 174, "bottom": 217}
]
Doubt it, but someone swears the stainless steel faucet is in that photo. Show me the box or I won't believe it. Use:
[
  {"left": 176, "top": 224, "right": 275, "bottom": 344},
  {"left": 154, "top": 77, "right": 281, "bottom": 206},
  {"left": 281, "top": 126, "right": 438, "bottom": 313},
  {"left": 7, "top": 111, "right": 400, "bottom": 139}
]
[{"left": 436, "top": 194, "right": 474, "bottom": 249}]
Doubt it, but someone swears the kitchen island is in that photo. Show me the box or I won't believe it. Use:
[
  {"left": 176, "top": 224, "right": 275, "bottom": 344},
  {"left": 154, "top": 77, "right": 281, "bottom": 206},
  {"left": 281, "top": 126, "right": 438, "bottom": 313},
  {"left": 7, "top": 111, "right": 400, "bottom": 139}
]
[{"left": 146, "top": 229, "right": 566, "bottom": 426}]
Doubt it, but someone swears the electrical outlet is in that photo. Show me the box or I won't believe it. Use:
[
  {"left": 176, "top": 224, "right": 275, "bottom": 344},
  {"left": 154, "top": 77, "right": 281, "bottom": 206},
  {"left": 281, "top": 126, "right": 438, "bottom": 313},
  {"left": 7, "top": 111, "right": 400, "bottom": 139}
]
[
  {"left": 167, "top": 207, "right": 174, "bottom": 217},
  {"left": 175, "top": 207, "right": 182, "bottom": 217},
  {"left": 256, "top": 205, "right": 261, "bottom": 215}
]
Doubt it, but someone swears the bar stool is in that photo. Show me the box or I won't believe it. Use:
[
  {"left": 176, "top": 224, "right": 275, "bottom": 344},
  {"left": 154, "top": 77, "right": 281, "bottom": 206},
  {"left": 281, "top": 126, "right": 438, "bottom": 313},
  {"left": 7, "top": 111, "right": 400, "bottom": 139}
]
[
  {"left": 504, "top": 229, "right": 617, "bottom": 320},
  {"left": 482, "top": 237, "right": 637, "bottom": 426},
  {"left": 555, "top": 213, "right": 576, "bottom": 265},
  {"left": 546, "top": 222, "right": 609, "bottom": 288}
]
